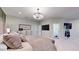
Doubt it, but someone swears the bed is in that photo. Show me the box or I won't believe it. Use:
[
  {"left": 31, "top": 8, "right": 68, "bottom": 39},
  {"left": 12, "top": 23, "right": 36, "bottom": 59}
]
[{"left": 0, "top": 34, "right": 57, "bottom": 51}]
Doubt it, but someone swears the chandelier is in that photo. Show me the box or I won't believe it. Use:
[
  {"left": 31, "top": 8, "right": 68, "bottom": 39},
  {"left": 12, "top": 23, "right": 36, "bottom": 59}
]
[{"left": 33, "top": 8, "right": 44, "bottom": 20}]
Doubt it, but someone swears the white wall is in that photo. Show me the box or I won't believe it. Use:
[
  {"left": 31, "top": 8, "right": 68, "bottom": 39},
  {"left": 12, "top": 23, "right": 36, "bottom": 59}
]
[
  {"left": 39, "top": 19, "right": 65, "bottom": 38},
  {"left": 39, "top": 19, "right": 79, "bottom": 39},
  {"left": 6, "top": 15, "right": 79, "bottom": 39},
  {"left": 6, "top": 16, "right": 39, "bottom": 36}
]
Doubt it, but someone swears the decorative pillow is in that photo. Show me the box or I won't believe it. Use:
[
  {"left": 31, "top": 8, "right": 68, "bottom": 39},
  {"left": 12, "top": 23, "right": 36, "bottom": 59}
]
[
  {"left": 19, "top": 34, "right": 27, "bottom": 42},
  {"left": 3, "top": 35, "right": 22, "bottom": 49},
  {"left": 9, "top": 32, "right": 27, "bottom": 42},
  {"left": 9, "top": 32, "right": 19, "bottom": 35}
]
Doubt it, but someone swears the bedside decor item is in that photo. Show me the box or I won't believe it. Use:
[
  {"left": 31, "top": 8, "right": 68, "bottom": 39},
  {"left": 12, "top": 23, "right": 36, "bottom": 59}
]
[
  {"left": 6, "top": 28, "right": 10, "bottom": 34},
  {"left": 33, "top": 8, "right": 44, "bottom": 20}
]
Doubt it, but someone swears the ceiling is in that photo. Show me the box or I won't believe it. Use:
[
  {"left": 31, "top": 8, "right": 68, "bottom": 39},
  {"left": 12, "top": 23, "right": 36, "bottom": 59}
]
[{"left": 2, "top": 7, "right": 79, "bottom": 20}]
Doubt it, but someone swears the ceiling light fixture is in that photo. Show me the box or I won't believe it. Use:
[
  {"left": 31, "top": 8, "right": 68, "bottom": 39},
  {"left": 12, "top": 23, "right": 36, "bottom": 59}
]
[
  {"left": 18, "top": 12, "right": 22, "bottom": 14},
  {"left": 33, "top": 8, "right": 44, "bottom": 20}
]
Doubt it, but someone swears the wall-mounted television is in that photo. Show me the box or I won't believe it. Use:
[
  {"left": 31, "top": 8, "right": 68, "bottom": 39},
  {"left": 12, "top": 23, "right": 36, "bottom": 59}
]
[
  {"left": 64, "top": 23, "right": 72, "bottom": 29},
  {"left": 42, "top": 24, "right": 49, "bottom": 30}
]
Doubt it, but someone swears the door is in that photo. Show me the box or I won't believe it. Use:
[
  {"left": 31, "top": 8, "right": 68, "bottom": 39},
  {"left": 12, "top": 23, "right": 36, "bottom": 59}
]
[{"left": 53, "top": 24, "right": 60, "bottom": 37}]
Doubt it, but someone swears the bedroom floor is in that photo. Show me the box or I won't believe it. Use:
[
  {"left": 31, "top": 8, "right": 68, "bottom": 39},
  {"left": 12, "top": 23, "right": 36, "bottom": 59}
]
[{"left": 54, "top": 38, "right": 79, "bottom": 51}]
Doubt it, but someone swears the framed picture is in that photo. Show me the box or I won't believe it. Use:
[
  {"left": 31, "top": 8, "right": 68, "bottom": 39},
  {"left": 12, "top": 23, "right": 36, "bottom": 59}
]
[{"left": 19, "top": 24, "right": 31, "bottom": 30}]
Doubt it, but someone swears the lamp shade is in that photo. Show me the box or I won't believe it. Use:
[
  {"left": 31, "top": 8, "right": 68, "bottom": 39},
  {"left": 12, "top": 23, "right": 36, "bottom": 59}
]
[{"left": 6, "top": 28, "right": 10, "bottom": 33}]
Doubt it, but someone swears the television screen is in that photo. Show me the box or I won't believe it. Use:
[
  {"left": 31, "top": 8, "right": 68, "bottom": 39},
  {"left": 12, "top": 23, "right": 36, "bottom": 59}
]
[
  {"left": 64, "top": 23, "right": 72, "bottom": 29},
  {"left": 42, "top": 24, "right": 49, "bottom": 30}
]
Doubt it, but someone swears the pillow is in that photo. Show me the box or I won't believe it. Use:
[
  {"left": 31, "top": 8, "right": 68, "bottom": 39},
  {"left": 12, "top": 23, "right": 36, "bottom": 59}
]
[
  {"left": 9, "top": 32, "right": 19, "bottom": 35},
  {"left": 9, "top": 32, "right": 27, "bottom": 42},
  {"left": 20, "top": 34, "right": 27, "bottom": 42},
  {"left": 3, "top": 35, "right": 22, "bottom": 49}
]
